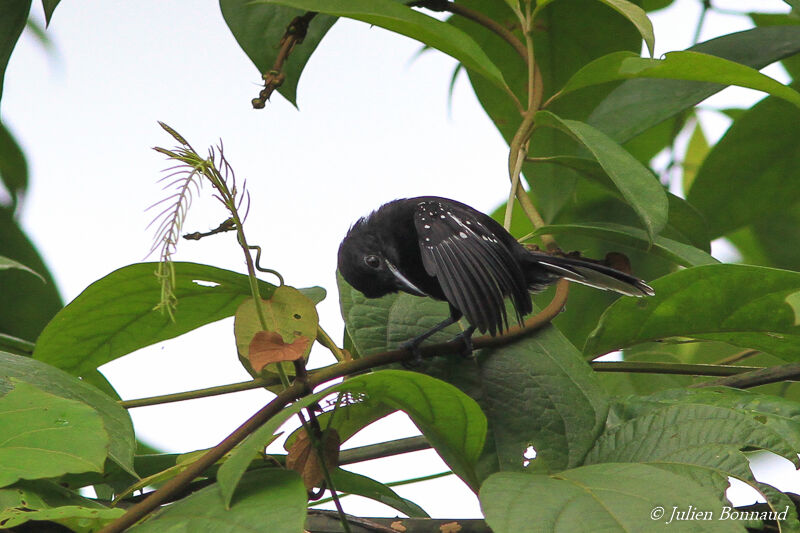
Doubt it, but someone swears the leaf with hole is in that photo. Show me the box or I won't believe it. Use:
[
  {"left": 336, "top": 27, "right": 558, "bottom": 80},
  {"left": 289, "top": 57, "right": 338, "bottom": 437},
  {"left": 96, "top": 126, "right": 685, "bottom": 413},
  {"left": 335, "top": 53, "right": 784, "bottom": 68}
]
[{"left": 234, "top": 286, "right": 318, "bottom": 375}]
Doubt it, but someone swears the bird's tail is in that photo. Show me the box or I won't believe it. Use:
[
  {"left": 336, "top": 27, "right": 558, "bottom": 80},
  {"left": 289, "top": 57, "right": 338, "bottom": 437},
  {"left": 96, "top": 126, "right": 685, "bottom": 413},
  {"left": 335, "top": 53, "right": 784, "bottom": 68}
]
[{"left": 524, "top": 251, "right": 654, "bottom": 297}]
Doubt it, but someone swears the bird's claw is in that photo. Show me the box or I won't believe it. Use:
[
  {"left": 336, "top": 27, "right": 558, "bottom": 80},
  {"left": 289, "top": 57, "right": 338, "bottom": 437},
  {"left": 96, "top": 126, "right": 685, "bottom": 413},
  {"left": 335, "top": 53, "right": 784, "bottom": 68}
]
[
  {"left": 400, "top": 339, "right": 424, "bottom": 368},
  {"left": 452, "top": 327, "right": 476, "bottom": 359}
]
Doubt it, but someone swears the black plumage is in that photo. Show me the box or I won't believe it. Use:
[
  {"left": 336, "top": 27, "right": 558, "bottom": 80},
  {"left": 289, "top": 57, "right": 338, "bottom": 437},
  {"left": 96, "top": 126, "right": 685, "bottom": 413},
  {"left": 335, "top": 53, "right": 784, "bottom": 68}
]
[{"left": 338, "top": 196, "right": 654, "bottom": 352}]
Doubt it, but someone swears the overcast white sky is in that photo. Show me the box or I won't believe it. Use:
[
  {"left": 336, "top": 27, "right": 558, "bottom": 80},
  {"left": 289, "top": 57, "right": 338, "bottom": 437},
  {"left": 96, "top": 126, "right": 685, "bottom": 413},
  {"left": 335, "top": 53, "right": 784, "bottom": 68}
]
[{"left": 3, "top": 0, "right": 794, "bottom": 518}]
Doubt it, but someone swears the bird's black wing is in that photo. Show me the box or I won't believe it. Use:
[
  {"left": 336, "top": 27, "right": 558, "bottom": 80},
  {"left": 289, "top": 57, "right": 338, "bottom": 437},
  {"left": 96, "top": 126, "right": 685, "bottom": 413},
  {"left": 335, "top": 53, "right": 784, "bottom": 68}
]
[{"left": 412, "top": 199, "right": 530, "bottom": 335}]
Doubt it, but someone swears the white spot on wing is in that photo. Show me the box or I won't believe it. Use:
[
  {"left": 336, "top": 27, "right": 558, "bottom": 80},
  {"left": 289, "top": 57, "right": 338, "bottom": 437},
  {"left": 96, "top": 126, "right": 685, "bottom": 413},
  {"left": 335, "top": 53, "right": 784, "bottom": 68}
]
[{"left": 459, "top": 231, "right": 467, "bottom": 238}]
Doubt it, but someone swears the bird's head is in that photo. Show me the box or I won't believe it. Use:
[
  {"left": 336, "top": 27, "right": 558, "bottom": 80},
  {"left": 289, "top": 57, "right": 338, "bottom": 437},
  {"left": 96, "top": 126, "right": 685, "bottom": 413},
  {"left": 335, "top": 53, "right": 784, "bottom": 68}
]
[{"left": 338, "top": 218, "right": 427, "bottom": 299}]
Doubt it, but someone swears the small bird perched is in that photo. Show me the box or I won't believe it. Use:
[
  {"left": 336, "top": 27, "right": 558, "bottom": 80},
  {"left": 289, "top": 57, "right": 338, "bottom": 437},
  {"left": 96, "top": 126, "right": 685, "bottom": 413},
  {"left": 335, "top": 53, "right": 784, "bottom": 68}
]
[{"left": 338, "top": 196, "right": 654, "bottom": 355}]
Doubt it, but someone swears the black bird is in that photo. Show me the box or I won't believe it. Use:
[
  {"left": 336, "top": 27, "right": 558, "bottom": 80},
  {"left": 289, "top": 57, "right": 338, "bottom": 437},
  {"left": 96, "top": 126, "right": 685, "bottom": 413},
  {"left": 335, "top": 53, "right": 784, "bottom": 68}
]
[{"left": 338, "top": 196, "right": 654, "bottom": 354}]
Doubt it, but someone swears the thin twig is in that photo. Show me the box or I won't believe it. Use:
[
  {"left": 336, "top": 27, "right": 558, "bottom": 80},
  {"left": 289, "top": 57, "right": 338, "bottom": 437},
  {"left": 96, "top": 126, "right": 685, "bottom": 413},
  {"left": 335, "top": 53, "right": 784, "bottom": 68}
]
[
  {"left": 712, "top": 349, "right": 760, "bottom": 366},
  {"left": 252, "top": 12, "right": 317, "bottom": 108},
  {"left": 591, "top": 361, "right": 764, "bottom": 377},
  {"left": 691, "top": 363, "right": 800, "bottom": 389}
]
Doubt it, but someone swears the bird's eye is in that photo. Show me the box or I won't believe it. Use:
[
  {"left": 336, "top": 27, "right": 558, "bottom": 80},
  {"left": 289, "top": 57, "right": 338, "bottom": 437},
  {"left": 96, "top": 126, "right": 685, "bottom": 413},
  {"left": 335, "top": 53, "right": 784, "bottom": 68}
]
[{"left": 364, "top": 255, "right": 381, "bottom": 269}]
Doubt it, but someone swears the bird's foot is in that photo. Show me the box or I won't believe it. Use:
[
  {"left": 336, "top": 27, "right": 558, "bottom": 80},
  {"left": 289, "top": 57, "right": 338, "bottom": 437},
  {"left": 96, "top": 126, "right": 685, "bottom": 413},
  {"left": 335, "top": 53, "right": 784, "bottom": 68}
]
[
  {"left": 400, "top": 339, "right": 424, "bottom": 368},
  {"left": 452, "top": 326, "right": 477, "bottom": 359}
]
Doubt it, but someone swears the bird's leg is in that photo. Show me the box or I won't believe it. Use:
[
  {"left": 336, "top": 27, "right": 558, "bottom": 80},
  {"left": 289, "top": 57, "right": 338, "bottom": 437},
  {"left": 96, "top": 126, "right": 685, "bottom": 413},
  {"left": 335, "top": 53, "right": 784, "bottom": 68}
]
[
  {"left": 452, "top": 325, "right": 477, "bottom": 358},
  {"left": 400, "top": 315, "right": 459, "bottom": 367}
]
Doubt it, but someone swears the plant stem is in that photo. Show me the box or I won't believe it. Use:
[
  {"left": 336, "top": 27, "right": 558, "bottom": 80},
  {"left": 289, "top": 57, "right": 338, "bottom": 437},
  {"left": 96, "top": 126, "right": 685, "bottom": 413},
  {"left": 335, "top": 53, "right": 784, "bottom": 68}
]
[
  {"left": 691, "top": 363, "right": 800, "bottom": 389},
  {"left": 591, "top": 361, "right": 763, "bottom": 377},
  {"left": 316, "top": 325, "right": 347, "bottom": 362}
]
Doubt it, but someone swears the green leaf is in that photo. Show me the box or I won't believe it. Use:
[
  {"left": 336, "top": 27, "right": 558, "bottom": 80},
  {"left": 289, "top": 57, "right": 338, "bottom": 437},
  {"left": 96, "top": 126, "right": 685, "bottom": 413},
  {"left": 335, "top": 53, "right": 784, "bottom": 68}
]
[
  {"left": 528, "top": 155, "right": 710, "bottom": 251},
  {"left": 0, "top": 255, "right": 44, "bottom": 282},
  {"left": 33, "top": 262, "right": 322, "bottom": 376},
  {"left": 560, "top": 50, "right": 800, "bottom": 108},
  {"left": 750, "top": 12, "right": 800, "bottom": 81},
  {"left": 218, "top": 370, "right": 486, "bottom": 506},
  {"left": 330, "top": 468, "right": 429, "bottom": 518},
  {"left": 597, "top": 0, "right": 655, "bottom": 57},
  {"left": 530, "top": 222, "right": 716, "bottom": 267},
  {"left": 729, "top": 202, "right": 800, "bottom": 272},
  {"left": 338, "top": 272, "right": 458, "bottom": 356},
  {"left": 0, "top": 206, "right": 62, "bottom": 343},
  {"left": 474, "top": 323, "right": 609, "bottom": 478},
  {"left": 585, "top": 264, "right": 800, "bottom": 360},
  {"left": 0, "top": 380, "right": 107, "bottom": 487},
  {"left": 687, "top": 94, "right": 800, "bottom": 239},
  {"left": 534, "top": 110, "right": 669, "bottom": 241},
  {"left": 0, "top": 0, "right": 30, "bottom": 107},
  {"left": 42, "top": 0, "right": 60, "bottom": 26},
  {"left": 258, "top": 0, "right": 507, "bottom": 90},
  {"left": 590, "top": 25, "right": 800, "bottom": 142},
  {"left": 0, "top": 121, "right": 27, "bottom": 210},
  {"left": 284, "top": 399, "right": 394, "bottom": 450},
  {"left": 681, "top": 120, "right": 710, "bottom": 193},
  {"left": 128, "top": 469, "right": 306, "bottom": 533},
  {"left": 219, "top": 1, "right": 336, "bottom": 107},
  {"left": 586, "top": 402, "right": 799, "bottom": 480},
  {"left": 481, "top": 465, "right": 744, "bottom": 533},
  {"left": 0, "top": 480, "right": 123, "bottom": 532},
  {"left": 234, "top": 287, "right": 318, "bottom": 384},
  {"left": 0, "top": 351, "right": 135, "bottom": 477}
]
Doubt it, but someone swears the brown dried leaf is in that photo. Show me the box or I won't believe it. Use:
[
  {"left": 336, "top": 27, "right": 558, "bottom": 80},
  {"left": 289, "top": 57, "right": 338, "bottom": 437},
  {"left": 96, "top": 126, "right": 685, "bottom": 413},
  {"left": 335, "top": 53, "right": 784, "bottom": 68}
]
[
  {"left": 286, "top": 428, "right": 340, "bottom": 491},
  {"left": 248, "top": 331, "right": 310, "bottom": 372}
]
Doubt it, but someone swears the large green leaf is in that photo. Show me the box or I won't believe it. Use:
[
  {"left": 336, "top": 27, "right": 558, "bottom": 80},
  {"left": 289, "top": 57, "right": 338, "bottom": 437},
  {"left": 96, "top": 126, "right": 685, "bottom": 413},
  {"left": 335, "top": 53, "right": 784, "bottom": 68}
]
[
  {"left": 0, "top": 206, "right": 63, "bottom": 343},
  {"left": 0, "top": 122, "right": 27, "bottom": 210},
  {"left": 258, "top": 0, "right": 507, "bottom": 90},
  {"left": 534, "top": 111, "right": 668, "bottom": 241},
  {"left": 529, "top": 222, "right": 716, "bottom": 267},
  {"left": 481, "top": 465, "right": 743, "bottom": 533},
  {"left": 330, "top": 468, "right": 429, "bottom": 518},
  {"left": 0, "top": 380, "right": 107, "bottom": 488},
  {"left": 33, "top": 262, "right": 323, "bottom": 376},
  {"left": 0, "top": 351, "right": 135, "bottom": 476},
  {"left": 338, "top": 276, "right": 608, "bottom": 479},
  {"left": 558, "top": 51, "right": 800, "bottom": 108},
  {"left": 0, "top": 0, "right": 30, "bottom": 107},
  {"left": 750, "top": 12, "right": 800, "bottom": 81},
  {"left": 728, "top": 203, "right": 800, "bottom": 271},
  {"left": 129, "top": 469, "right": 306, "bottom": 533},
  {"left": 586, "top": 403, "right": 799, "bottom": 480},
  {"left": 686, "top": 94, "right": 800, "bottom": 239},
  {"left": 217, "top": 370, "right": 487, "bottom": 506},
  {"left": 590, "top": 26, "right": 800, "bottom": 142},
  {"left": 0, "top": 480, "right": 123, "bottom": 532},
  {"left": 474, "top": 323, "right": 609, "bottom": 478},
  {"left": 585, "top": 264, "right": 800, "bottom": 361},
  {"left": 219, "top": 1, "right": 336, "bottom": 107}
]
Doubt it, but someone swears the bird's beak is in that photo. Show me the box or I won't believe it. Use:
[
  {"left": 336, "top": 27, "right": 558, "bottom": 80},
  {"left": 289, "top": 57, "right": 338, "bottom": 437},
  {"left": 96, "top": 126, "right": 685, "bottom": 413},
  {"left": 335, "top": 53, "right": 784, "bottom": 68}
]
[{"left": 385, "top": 260, "right": 427, "bottom": 297}]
